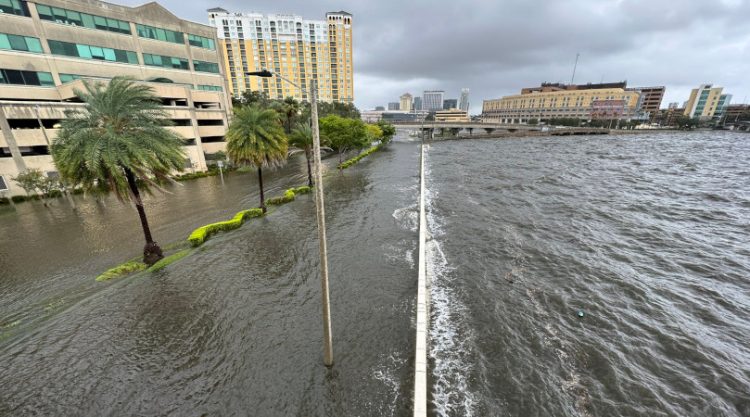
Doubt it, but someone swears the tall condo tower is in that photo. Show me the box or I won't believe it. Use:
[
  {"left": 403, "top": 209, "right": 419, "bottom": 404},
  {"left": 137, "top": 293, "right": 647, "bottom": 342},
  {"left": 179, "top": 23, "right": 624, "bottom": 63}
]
[
  {"left": 459, "top": 88, "right": 470, "bottom": 111},
  {"left": 208, "top": 8, "right": 354, "bottom": 103}
]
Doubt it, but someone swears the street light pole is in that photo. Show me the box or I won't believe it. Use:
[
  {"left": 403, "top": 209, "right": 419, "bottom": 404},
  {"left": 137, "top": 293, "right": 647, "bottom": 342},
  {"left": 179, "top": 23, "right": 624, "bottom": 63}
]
[
  {"left": 246, "top": 70, "right": 333, "bottom": 366},
  {"left": 310, "top": 79, "right": 334, "bottom": 366}
]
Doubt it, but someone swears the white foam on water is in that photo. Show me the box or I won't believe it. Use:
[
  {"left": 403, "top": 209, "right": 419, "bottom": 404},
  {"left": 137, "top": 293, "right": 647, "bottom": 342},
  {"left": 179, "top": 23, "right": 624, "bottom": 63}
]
[
  {"left": 392, "top": 204, "right": 419, "bottom": 232},
  {"left": 424, "top": 147, "right": 479, "bottom": 416},
  {"left": 372, "top": 351, "right": 407, "bottom": 416}
]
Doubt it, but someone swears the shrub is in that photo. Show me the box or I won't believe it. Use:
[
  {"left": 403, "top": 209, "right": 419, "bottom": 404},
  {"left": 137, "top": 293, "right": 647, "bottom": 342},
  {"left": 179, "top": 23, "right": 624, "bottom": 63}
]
[
  {"left": 96, "top": 261, "right": 147, "bottom": 282},
  {"left": 0, "top": 197, "right": 9, "bottom": 205},
  {"left": 292, "top": 186, "right": 311, "bottom": 195},
  {"left": 338, "top": 144, "right": 381, "bottom": 169},
  {"left": 11, "top": 195, "right": 40, "bottom": 203},
  {"left": 148, "top": 249, "right": 192, "bottom": 272},
  {"left": 232, "top": 208, "right": 264, "bottom": 222},
  {"left": 188, "top": 218, "right": 243, "bottom": 246},
  {"left": 267, "top": 189, "right": 296, "bottom": 205}
]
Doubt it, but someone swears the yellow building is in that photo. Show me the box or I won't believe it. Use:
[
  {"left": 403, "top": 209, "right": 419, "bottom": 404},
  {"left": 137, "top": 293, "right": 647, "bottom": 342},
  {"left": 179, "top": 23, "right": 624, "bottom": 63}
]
[
  {"left": 400, "top": 93, "right": 413, "bottom": 112},
  {"left": 482, "top": 82, "right": 641, "bottom": 124},
  {"left": 683, "top": 84, "right": 731, "bottom": 120},
  {"left": 208, "top": 9, "right": 353, "bottom": 104},
  {"left": 0, "top": 0, "right": 230, "bottom": 197}
]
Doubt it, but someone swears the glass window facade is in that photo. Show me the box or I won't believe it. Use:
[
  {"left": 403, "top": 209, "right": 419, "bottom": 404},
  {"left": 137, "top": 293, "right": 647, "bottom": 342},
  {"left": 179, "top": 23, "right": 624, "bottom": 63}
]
[
  {"left": 188, "top": 34, "right": 215, "bottom": 50},
  {"left": 197, "top": 85, "right": 222, "bottom": 92},
  {"left": 193, "top": 61, "right": 219, "bottom": 73},
  {"left": 0, "top": 33, "right": 42, "bottom": 53},
  {"left": 143, "top": 53, "right": 189, "bottom": 70},
  {"left": 36, "top": 4, "right": 131, "bottom": 34},
  {"left": 58, "top": 73, "right": 81, "bottom": 83},
  {"left": 48, "top": 40, "right": 138, "bottom": 64},
  {"left": 0, "top": 69, "right": 54, "bottom": 86},
  {"left": 0, "top": 0, "right": 29, "bottom": 16},
  {"left": 136, "top": 24, "right": 184, "bottom": 44}
]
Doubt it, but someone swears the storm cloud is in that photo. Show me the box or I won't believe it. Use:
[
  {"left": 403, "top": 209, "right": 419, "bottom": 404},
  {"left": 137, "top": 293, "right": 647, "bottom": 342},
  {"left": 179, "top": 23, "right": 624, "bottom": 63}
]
[{"left": 120, "top": 0, "right": 750, "bottom": 113}]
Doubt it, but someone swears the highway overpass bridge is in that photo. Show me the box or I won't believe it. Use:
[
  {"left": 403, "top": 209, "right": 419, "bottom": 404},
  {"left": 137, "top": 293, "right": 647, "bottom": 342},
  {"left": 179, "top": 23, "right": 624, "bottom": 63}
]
[{"left": 393, "top": 122, "right": 609, "bottom": 138}]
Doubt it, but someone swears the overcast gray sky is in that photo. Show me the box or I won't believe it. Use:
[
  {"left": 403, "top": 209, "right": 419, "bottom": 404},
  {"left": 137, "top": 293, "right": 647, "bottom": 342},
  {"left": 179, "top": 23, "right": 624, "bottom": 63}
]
[{"left": 123, "top": 0, "right": 750, "bottom": 114}]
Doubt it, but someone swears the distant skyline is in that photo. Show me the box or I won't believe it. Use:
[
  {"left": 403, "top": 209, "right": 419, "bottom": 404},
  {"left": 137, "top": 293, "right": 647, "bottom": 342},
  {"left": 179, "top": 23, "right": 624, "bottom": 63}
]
[{"left": 119, "top": 0, "right": 750, "bottom": 114}]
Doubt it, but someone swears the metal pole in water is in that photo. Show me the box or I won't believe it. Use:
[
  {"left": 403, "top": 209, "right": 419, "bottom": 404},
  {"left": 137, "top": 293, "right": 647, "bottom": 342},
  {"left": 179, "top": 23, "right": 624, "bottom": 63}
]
[{"left": 311, "top": 79, "right": 334, "bottom": 367}]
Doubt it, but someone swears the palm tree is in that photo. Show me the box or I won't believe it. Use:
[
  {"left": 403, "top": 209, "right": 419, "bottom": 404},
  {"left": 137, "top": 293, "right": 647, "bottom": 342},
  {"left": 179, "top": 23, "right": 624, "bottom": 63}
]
[
  {"left": 51, "top": 77, "right": 186, "bottom": 265},
  {"left": 226, "top": 106, "right": 288, "bottom": 213},
  {"left": 288, "top": 123, "right": 314, "bottom": 187},
  {"left": 279, "top": 97, "right": 301, "bottom": 134}
]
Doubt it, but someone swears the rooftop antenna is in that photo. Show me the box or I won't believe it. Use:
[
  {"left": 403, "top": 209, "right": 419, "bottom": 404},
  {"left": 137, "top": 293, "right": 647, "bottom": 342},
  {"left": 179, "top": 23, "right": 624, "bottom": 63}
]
[{"left": 570, "top": 53, "right": 580, "bottom": 85}]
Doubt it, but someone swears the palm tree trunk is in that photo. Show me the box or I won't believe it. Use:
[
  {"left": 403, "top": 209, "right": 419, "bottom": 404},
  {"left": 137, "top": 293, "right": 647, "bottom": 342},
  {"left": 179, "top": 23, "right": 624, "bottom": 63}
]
[
  {"left": 306, "top": 148, "right": 313, "bottom": 188},
  {"left": 125, "top": 168, "right": 163, "bottom": 265},
  {"left": 257, "top": 166, "right": 266, "bottom": 213}
]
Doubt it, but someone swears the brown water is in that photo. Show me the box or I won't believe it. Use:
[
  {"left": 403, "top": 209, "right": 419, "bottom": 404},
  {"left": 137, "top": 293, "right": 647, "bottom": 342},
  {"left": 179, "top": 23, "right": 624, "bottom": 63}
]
[{"left": 0, "top": 138, "right": 420, "bottom": 416}]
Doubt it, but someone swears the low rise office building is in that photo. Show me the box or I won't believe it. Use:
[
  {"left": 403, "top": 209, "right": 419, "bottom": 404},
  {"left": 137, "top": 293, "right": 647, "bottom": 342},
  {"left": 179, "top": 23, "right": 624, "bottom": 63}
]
[
  {"left": 0, "top": 0, "right": 231, "bottom": 197},
  {"left": 434, "top": 109, "right": 469, "bottom": 123},
  {"left": 684, "top": 84, "right": 731, "bottom": 121},
  {"left": 482, "top": 81, "right": 641, "bottom": 124}
]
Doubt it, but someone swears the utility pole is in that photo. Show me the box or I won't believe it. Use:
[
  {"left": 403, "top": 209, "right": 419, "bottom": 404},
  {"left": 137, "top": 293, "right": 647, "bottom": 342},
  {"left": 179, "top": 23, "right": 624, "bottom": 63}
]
[{"left": 310, "top": 79, "right": 334, "bottom": 367}]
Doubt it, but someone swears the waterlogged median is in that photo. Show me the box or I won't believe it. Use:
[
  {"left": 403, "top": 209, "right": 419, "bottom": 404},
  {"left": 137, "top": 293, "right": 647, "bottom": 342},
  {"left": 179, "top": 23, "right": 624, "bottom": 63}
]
[{"left": 96, "top": 186, "right": 312, "bottom": 282}]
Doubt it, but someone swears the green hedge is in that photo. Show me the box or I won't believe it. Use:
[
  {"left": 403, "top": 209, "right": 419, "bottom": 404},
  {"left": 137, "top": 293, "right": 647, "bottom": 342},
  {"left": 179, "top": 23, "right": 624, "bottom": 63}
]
[
  {"left": 188, "top": 207, "right": 264, "bottom": 246},
  {"left": 338, "top": 145, "right": 381, "bottom": 169},
  {"left": 291, "top": 186, "right": 311, "bottom": 195},
  {"left": 267, "top": 189, "right": 296, "bottom": 205},
  {"left": 96, "top": 261, "right": 147, "bottom": 282}
]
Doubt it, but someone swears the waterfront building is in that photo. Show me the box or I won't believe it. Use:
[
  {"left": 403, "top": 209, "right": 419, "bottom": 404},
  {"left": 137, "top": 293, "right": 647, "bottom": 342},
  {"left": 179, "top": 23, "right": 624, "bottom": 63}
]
[
  {"left": 413, "top": 96, "right": 423, "bottom": 111},
  {"left": 207, "top": 8, "right": 353, "bottom": 103},
  {"left": 0, "top": 0, "right": 230, "bottom": 197},
  {"left": 627, "top": 86, "right": 665, "bottom": 120},
  {"left": 482, "top": 81, "right": 641, "bottom": 124},
  {"left": 459, "top": 88, "right": 470, "bottom": 111},
  {"left": 434, "top": 109, "right": 469, "bottom": 122},
  {"left": 683, "top": 84, "right": 727, "bottom": 120},
  {"left": 422, "top": 90, "right": 444, "bottom": 111},
  {"left": 400, "top": 93, "right": 412, "bottom": 112},
  {"left": 388, "top": 102, "right": 400, "bottom": 111},
  {"left": 442, "top": 99, "right": 458, "bottom": 110},
  {"left": 724, "top": 104, "right": 750, "bottom": 121}
]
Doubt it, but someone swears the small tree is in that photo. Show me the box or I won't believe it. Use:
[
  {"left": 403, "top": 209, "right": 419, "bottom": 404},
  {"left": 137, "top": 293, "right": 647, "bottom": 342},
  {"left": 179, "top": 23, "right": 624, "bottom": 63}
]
[
  {"left": 527, "top": 118, "right": 539, "bottom": 125},
  {"left": 12, "top": 169, "right": 45, "bottom": 198},
  {"left": 319, "top": 115, "right": 367, "bottom": 168},
  {"left": 377, "top": 120, "right": 396, "bottom": 144}
]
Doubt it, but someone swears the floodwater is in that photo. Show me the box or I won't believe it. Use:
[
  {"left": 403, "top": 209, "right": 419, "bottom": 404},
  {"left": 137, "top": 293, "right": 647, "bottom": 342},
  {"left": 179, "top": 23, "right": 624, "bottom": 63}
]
[
  {"left": 0, "top": 139, "right": 419, "bottom": 416},
  {"left": 1, "top": 130, "right": 749, "bottom": 417},
  {"left": 424, "top": 131, "right": 750, "bottom": 416}
]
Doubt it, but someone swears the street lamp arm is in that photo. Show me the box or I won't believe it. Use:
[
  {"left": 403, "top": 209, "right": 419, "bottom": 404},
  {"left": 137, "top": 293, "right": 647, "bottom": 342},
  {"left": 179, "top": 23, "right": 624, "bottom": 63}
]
[{"left": 246, "top": 69, "right": 308, "bottom": 94}]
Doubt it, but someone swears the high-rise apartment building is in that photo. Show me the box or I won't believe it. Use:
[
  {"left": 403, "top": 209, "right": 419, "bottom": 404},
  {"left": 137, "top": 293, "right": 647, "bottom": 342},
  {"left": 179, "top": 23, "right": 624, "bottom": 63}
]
[
  {"left": 0, "top": 0, "right": 230, "bottom": 197},
  {"left": 423, "top": 90, "right": 444, "bottom": 111},
  {"left": 208, "top": 9, "right": 353, "bottom": 103},
  {"left": 684, "top": 84, "right": 729, "bottom": 120},
  {"left": 459, "top": 88, "right": 470, "bottom": 111},
  {"left": 413, "top": 97, "right": 422, "bottom": 111},
  {"left": 443, "top": 99, "right": 458, "bottom": 110},
  {"left": 482, "top": 82, "right": 641, "bottom": 124},
  {"left": 387, "top": 102, "right": 399, "bottom": 110},
  {"left": 400, "top": 93, "right": 412, "bottom": 112}
]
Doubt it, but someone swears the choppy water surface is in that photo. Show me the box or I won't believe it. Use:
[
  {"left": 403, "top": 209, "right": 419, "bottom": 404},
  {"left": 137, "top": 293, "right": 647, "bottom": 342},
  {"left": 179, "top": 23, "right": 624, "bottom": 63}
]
[
  {"left": 425, "top": 131, "right": 750, "bottom": 416},
  {"left": 1, "top": 131, "right": 749, "bottom": 417},
  {"left": 0, "top": 140, "right": 419, "bottom": 416}
]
